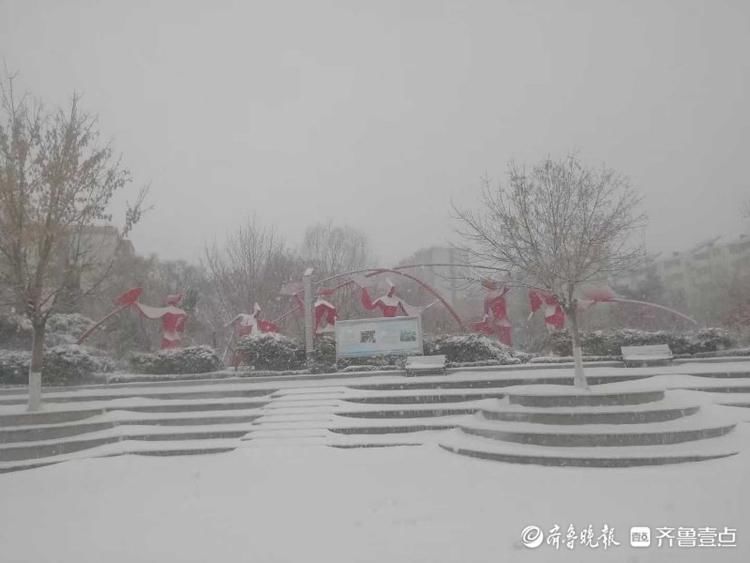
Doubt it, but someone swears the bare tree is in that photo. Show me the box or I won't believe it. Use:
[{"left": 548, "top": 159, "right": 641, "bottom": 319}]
[
  {"left": 299, "top": 221, "right": 375, "bottom": 320},
  {"left": 300, "top": 220, "right": 374, "bottom": 277},
  {"left": 454, "top": 154, "right": 646, "bottom": 387},
  {"left": 203, "top": 217, "right": 300, "bottom": 328},
  {"left": 0, "top": 74, "right": 147, "bottom": 410}
]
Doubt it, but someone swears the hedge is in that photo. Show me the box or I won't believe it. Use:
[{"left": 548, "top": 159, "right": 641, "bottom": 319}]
[
  {"left": 234, "top": 333, "right": 305, "bottom": 371},
  {"left": 0, "top": 345, "right": 111, "bottom": 386},
  {"left": 129, "top": 346, "right": 222, "bottom": 375},
  {"left": 548, "top": 328, "right": 734, "bottom": 357},
  {"left": 424, "top": 334, "right": 524, "bottom": 365}
]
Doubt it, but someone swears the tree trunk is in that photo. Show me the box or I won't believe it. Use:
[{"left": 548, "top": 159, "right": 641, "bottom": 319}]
[
  {"left": 567, "top": 306, "right": 589, "bottom": 389},
  {"left": 27, "top": 319, "right": 46, "bottom": 411}
]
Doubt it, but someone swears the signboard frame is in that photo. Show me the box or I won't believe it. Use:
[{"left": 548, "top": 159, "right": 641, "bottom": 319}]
[{"left": 334, "top": 316, "right": 424, "bottom": 359}]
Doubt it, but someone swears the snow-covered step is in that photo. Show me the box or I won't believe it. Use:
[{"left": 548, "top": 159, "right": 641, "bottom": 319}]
[
  {"left": 243, "top": 429, "right": 330, "bottom": 440},
  {"left": 0, "top": 420, "right": 115, "bottom": 444},
  {"left": 0, "top": 419, "right": 261, "bottom": 462},
  {"left": 0, "top": 407, "right": 106, "bottom": 427},
  {"left": 460, "top": 406, "right": 737, "bottom": 447},
  {"left": 0, "top": 387, "right": 275, "bottom": 407},
  {"left": 239, "top": 436, "right": 330, "bottom": 448},
  {"left": 1, "top": 409, "right": 262, "bottom": 438},
  {"left": 335, "top": 406, "right": 477, "bottom": 419},
  {"left": 343, "top": 389, "right": 508, "bottom": 405},
  {"left": 439, "top": 428, "right": 741, "bottom": 467},
  {"left": 254, "top": 413, "right": 333, "bottom": 422},
  {"left": 478, "top": 392, "right": 706, "bottom": 425},
  {"left": 326, "top": 412, "right": 469, "bottom": 435},
  {"left": 260, "top": 403, "right": 341, "bottom": 413},
  {"left": 505, "top": 384, "right": 665, "bottom": 408},
  {"left": 328, "top": 429, "right": 444, "bottom": 448},
  {"left": 0, "top": 428, "right": 120, "bottom": 462},
  {"left": 246, "top": 420, "right": 333, "bottom": 432},
  {"left": 0, "top": 437, "right": 241, "bottom": 474}
]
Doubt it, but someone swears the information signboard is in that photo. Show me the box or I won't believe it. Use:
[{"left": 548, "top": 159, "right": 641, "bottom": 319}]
[{"left": 335, "top": 316, "right": 423, "bottom": 358}]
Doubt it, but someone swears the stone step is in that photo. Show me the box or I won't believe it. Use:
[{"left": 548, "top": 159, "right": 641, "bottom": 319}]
[
  {"left": 479, "top": 394, "right": 703, "bottom": 425},
  {"left": 0, "top": 438, "right": 240, "bottom": 473},
  {"left": 124, "top": 429, "right": 250, "bottom": 441},
  {"left": 459, "top": 408, "right": 736, "bottom": 448},
  {"left": 119, "top": 400, "right": 268, "bottom": 413},
  {"left": 439, "top": 428, "right": 741, "bottom": 467},
  {"left": 506, "top": 385, "right": 665, "bottom": 408},
  {"left": 684, "top": 385, "right": 750, "bottom": 393},
  {"left": 0, "top": 401, "right": 266, "bottom": 429},
  {"left": 350, "top": 374, "right": 647, "bottom": 392},
  {"left": 343, "top": 391, "right": 506, "bottom": 405},
  {"left": 0, "top": 408, "right": 105, "bottom": 427},
  {"left": 242, "top": 429, "right": 330, "bottom": 440},
  {"left": 0, "top": 388, "right": 273, "bottom": 406},
  {"left": 0, "top": 412, "right": 261, "bottom": 444},
  {"left": 116, "top": 413, "right": 260, "bottom": 426},
  {"left": 336, "top": 407, "right": 476, "bottom": 419},
  {"left": 329, "top": 423, "right": 457, "bottom": 435},
  {"left": 0, "top": 421, "right": 115, "bottom": 443},
  {"left": 0, "top": 434, "right": 119, "bottom": 462},
  {"left": 0, "top": 420, "right": 258, "bottom": 462}
]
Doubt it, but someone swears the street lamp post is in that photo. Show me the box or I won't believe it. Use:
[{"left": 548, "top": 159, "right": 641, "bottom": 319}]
[{"left": 303, "top": 268, "right": 314, "bottom": 362}]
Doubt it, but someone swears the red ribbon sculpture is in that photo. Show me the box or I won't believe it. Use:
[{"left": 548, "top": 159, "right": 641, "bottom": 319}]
[
  {"left": 112, "top": 288, "right": 188, "bottom": 349},
  {"left": 358, "top": 278, "right": 418, "bottom": 317},
  {"left": 224, "top": 303, "right": 279, "bottom": 367},
  {"left": 290, "top": 288, "right": 338, "bottom": 334},
  {"left": 471, "top": 280, "right": 513, "bottom": 346},
  {"left": 226, "top": 303, "right": 279, "bottom": 339},
  {"left": 528, "top": 289, "right": 566, "bottom": 331},
  {"left": 313, "top": 289, "right": 337, "bottom": 334}
]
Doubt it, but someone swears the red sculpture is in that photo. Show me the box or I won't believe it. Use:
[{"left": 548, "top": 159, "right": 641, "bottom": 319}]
[
  {"left": 226, "top": 303, "right": 279, "bottom": 339},
  {"left": 528, "top": 289, "right": 565, "bottom": 331},
  {"left": 225, "top": 303, "right": 279, "bottom": 367},
  {"left": 109, "top": 288, "right": 188, "bottom": 349},
  {"left": 471, "top": 280, "right": 513, "bottom": 346},
  {"left": 314, "top": 289, "right": 337, "bottom": 334},
  {"left": 358, "top": 278, "right": 413, "bottom": 317},
  {"left": 140, "top": 293, "right": 188, "bottom": 349},
  {"left": 292, "top": 288, "right": 338, "bottom": 334}
]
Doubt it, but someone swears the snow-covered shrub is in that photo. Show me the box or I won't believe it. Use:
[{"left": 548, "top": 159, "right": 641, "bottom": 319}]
[
  {"left": 309, "top": 335, "right": 337, "bottom": 374},
  {"left": 0, "top": 350, "right": 31, "bottom": 385},
  {"left": 45, "top": 314, "right": 95, "bottom": 346},
  {"left": 336, "top": 354, "right": 408, "bottom": 370},
  {"left": 129, "top": 345, "right": 222, "bottom": 375},
  {"left": 0, "top": 345, "right": 109, "bottom": 386},
  {"left": 0, "top": 314, "right": 32, "bottom": 349},
  {"left": 0, "top": 312, "right": 96, "bottom": 349},
  {"left": 424, "top": 334, "right": 522, "bottom": 365},
  {"left": 43, "top": 345, "right": 100, "bottom": 385},
  {"left": 337, "top": 364, "right": 401, "bottom": 373},
  {"left": 234, "top": 333, "right": 305, "bottom": 371},
  {"left": 529, "top": 355, "right": 620, "bottom": 364},
  {"left": 690, "top": 328, "right": 734, "bottom": 353},
  {"left": 549, "top": 328, "right": 735, "bottom": 357}
]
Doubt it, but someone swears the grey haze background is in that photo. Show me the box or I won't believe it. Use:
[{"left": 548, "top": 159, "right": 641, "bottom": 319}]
[{"left": 1, "top": 0, "right": 748, "bottom": 265}]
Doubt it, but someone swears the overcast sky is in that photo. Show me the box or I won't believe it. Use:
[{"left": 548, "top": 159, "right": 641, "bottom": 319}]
[{"left": 2, "top": 0, "right": 748, "bottom": 265}]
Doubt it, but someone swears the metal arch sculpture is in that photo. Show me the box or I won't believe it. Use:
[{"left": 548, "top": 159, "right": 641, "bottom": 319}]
[
  {"left": 271, "top": 264, "right": 698, "bottom": 334},
  {"left": 576, "top": 286, "right": 698, "bottom": 326},
  {"left": 273, "top": 267, "right": 466, "bottom": 330}
]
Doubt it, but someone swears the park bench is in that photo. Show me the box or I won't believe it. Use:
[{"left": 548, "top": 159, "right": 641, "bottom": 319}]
[
  {"left": 621, "top": 344, "right": 673, "bottom": 367},
  {"left": 405, "top": 355, "right": 447, "bottom": 376}
]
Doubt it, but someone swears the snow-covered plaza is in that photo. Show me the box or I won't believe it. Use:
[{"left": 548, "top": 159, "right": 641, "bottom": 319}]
[{"left": 1, "top": 362, "right": 749, "bottom": 562}]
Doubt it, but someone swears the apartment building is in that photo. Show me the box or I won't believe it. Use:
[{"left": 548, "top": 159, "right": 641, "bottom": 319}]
[{"left": 619, "top": 232, "right": 750, "bottom": 306}]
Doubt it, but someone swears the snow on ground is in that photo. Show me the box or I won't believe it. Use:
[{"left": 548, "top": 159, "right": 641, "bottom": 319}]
[{"left": 1, "top": 437, "right": 748, "bottom": 563}]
